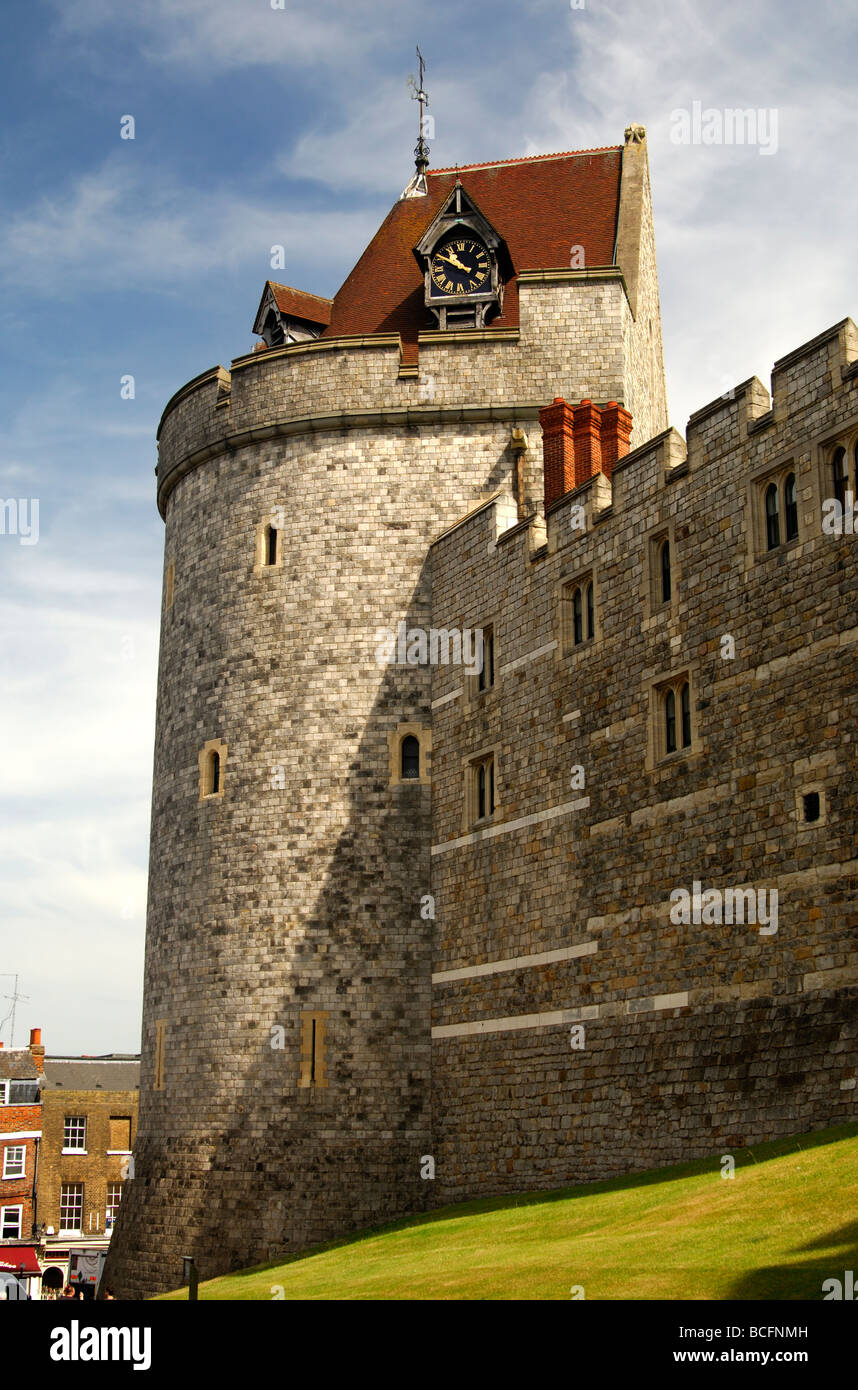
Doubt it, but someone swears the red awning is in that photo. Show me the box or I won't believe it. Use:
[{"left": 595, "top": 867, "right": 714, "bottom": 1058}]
[{"left": 0, "top": 1247, "right": 42, "bottom": 1275}]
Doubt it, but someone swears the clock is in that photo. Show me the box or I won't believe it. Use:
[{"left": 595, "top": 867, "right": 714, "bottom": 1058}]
[{"left": 429, "top": 236, "right": 491, "bottom": 297}]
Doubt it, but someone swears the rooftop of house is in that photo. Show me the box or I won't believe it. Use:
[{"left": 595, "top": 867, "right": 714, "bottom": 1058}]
[
  {"left": 42, "top": 1056, "right": 141, "bottom": 1092},
  {"left": 0, "top": 1048, "right": 40, "bottom": 1082}
]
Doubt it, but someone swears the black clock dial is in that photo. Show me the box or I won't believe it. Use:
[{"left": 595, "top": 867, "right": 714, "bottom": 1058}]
[{"left": 429, "top": 237, "right": 491, "bottom": 296}]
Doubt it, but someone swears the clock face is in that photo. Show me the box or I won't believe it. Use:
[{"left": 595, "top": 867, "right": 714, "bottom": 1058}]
[{"left": 429, "top": 236, "right": 491, "bottom": 296}]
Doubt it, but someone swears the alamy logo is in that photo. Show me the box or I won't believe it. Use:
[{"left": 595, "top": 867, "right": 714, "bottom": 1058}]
[
  {"left": 669, "top": 881, "right": 778, "bottom": 936},
  {"left": 50, "top": 1320, "right": 151, "bottom": 1370},
  {"left": 670, "top": 102, "right": 778, "bottom": 156},
  {"left": 822, "top": 1271, "right": 857, "bottom": 1299},
  {"left": 822, "top": 493, "right": 858, "bottom": 535},
  {"left": 0, "top": 498, "right": 39, "bottom": 545},
  {"left": 375, "top": 622, "right": 484, "bottom": 676}
]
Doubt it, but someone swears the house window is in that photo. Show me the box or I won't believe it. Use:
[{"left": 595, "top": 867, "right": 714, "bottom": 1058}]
[
  {"left": 401, "top": 735, "right": 420, "bottom": 779},
  {"left": 1, "top": 1205, "right": 22, "bottom": 1239},
  {"left": 2, "top": 1145, "right": 25, "bottom": 1179},
  {"left": 765, "top": 482, "right": 780, "bottom": 550},
  {"left": 477, "top": 626, "right": 495, "bottom": 691},
  {"left": 299, "top": 1011, "right": 330, "bottom": 1089},
  {"left": 832, "top": 447, "right": 849, "bottom": 508},
  {"left": 0, "top": 1082, "right": 7, "bottom": 1105},
  {"left": 784, "top": 472, "right": 798, "bottom": 542},
  {"left": 563, "top": 575, "right": 595, "bottom": 651},
  {"left": 106, "top": 1183, "right": 123, "bottom": 1228},
  {"left": 63, "top": 1116, "right": 86, "bottom": 1152},
  {"left": 108, "top": 1117, "right": 132, "bottom": 1152},
  {"left": 60, "top": 1185, "right": 84, "bottom": 1235},
  {"left": 803, "top": 791, "right": 821, "bottom": 823}
]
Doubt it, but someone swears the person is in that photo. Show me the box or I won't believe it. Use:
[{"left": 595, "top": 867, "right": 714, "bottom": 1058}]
[
  {"left": 103, "top": 1287, "right": 116, "bottom": 1299},
  {"left": 61, "top": 1283, "right": 78, "bottom": 1299}
]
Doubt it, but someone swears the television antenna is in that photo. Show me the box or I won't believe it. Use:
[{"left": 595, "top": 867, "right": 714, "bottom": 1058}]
[{"left": 0, "top": 975, "right": 29, "bottom": 1047}]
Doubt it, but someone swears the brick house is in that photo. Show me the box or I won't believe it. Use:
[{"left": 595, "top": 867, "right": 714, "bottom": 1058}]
[
  {"left": 0, "top": 1028, "right": 44, "bottom": 1298},
  {"left": 36, "top": 1054, "right": 139, "bottom": 1298}
]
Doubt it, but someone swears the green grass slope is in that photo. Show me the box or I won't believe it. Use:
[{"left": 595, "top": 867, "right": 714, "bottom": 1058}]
[{"left": 156, "top": 1124, "right": 858, "bottom": 1300}]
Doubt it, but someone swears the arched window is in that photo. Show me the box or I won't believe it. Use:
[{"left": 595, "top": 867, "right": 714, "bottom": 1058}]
[
  {"left": 784, "top": 473, "right": 798, "bottom": 542},
  {"left": 680, "top": 681, "right": 691, "bottom": 748},
  {"left": 765, "top": 483, "right": 780, "bottom": 550},
  {"left": 401, "top": 735, "right": 420, "bottom": 779},
  {"left": 664, "top": 688, "right": 676, "bottom": 754},
  {"left": 265, "top": 525, "right": 277, "bottom": 567},
  {"left": 833, "top": 447, "right": 848, "bottom": 508},
  {"left": 573, "top": 588, "right": 583, "bottom": 645},
  {"left": 660, "top": 539, "right": 671, "bottom": 604},
  {"left": 585, "top": 581, "right": 594, "bottom": 640},
  {"left": 210, "top": 750, "right": 220, "bottom": 795}
]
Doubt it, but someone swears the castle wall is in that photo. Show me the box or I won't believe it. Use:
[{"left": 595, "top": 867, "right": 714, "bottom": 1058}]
[{"left": 428, "top": 321, "right": 858, "bottom": 1201}]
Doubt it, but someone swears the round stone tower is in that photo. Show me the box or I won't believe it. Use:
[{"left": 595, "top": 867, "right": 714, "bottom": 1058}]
[{"left": 105, "top": 137, "right": 667, "bottom": 1297}]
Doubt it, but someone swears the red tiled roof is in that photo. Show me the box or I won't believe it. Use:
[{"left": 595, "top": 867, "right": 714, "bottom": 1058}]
[
  {"left": 269, "top": 283, "right": 332, "bottom": 326},
  {"left": 320, "top": 147, "right": 622, "bottom": 363}
]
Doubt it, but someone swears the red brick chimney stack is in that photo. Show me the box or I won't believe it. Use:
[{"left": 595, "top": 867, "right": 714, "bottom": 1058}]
[
  {"left": 599, "top": 401, "right": 633, "bottom": 478},
  {"left": 572, "top": 399, "right": 603, "bottom": 484},
  {"left": 541, "top": 398, "right": 633, "bottom": 507},
  {"left": 29, "top": 1026, "right": 45, "bottom": 1074},
  {"left": 538, "top": 398, "right": 576, "bottom": 509}
]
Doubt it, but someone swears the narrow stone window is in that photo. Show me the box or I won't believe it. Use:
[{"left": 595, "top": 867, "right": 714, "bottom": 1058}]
[
  {"left": 660, "top": 539, "right": 671, "bottom": 604},
  {"left": 401, "top": 734, "right": 420, "bottom": 779},
  {"left": 199, "top": 739, "right": 227, "bottom": 800},
  {"left": 803, "top": 791, "right": 821, "bottom": 823},
  {"left": 573, "top": 587, "right": 583, "bottom": 645},
  {"left": 680, "top": 681, "right": 691, "bottom": 748},
  {"left": 833, "top": 447, "right": 848, "bottom": 507},
  {"left": 153, "top": 1020, "right": 167, "bottom": 1092},
  {"left": 266, "top": 524, "right": 278, "bottom": 567},
  {"left": 654, "top": 673, "right": 694, "bottom": 763},
  {"left": 665, "top": 688, "right": 677, "bottom": 754},
  {"left": 585, "top": 581, "right": 594, "bottom": 640},
  {"left": 477, "top": 626, "right": 495, "bottom": 691},
  {"left": 765, "top": 483, "right": 780, "bottom": 550},
  {"left": 784, "top": 472, "right": 798, "bottom": 542},
  {"left": 299, "top": 1011, "right": 329, "bottom": 1089},
  {"left": 164, "top": 560, "right": 175, "bottom": 610},
  {"left": 469, "top": 752, "right": 496, "bottom": 824}
]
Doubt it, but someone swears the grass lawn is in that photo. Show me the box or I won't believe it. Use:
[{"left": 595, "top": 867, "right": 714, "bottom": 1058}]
[{"left": 155, "top": 1123, "right": 858, "bottom": 1300}]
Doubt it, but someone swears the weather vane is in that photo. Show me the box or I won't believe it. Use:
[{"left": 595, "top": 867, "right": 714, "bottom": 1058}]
[{"left": 408, "top": 46, "right": 430, "bottom": 177}]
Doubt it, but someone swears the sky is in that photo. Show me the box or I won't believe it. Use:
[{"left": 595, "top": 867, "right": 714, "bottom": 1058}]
[{"left": 0, "top": 0, "right": 855, "bottom": 1054}]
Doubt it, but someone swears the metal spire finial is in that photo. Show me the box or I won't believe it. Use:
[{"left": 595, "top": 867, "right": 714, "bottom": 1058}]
[{"left": 410, "top": 46, "right": 430, "bottom": 175}]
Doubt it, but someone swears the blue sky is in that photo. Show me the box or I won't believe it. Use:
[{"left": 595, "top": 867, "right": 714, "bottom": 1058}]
[{"left": 0, "top": 0, "right": 855, "bottom": 1053}]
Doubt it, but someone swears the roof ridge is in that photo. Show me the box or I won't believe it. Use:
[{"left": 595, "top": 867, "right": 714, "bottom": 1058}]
[
  {"left": 429, "top": 146, "right": 621, "bottom": 175},
  {"left": 268, "top": 281, "right": 333, "bottom": 304}
]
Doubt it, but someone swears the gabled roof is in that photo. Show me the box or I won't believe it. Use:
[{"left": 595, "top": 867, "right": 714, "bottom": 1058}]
[
  {"left": 320, "top": 146, "right": 623, "bottom": 363},
  {"left": 253, "top": 282, "right": 333, "bottom": 337}
]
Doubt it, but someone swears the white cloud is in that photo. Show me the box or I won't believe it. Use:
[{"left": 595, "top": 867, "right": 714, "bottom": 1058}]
[
  {"left": 49, "top": 0, "right": 407, "bottom": 73},
  {"left": 0, "top": 159, "right": 379, "bottom": 293}
]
